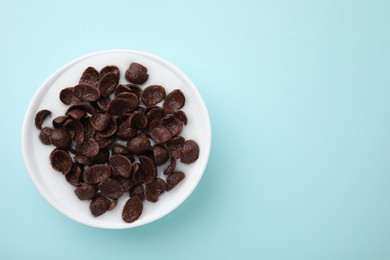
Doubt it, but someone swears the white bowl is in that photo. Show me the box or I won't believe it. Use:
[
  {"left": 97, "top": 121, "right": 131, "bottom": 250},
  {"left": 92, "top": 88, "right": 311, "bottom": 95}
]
[{"left": 22, "top": 50, "right": 211, "bottom": 229}]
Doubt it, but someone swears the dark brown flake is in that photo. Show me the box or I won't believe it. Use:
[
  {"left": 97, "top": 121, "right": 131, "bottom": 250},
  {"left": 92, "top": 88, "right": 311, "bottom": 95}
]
[
  {"left": 74, "top": 184, "right": 98, "bottom": 200},
  {"left": 166, "top": 171, "right": 185, "bottom": 191},
  {"left": 139, "top": 156, "right": 156, "bottom": 184},
  {"left": 67, "top": 103, "right": 96, "bottom": 115},
  {"left": 127, "top": 112, "right": 147, "bottom": 129},
  {"left": 39, "top": 127, "right": 53, "bottom": 145},
  {"left": 65, "top": 163, "right": 83, "bottom": 186},
  {"left": 90, "top": 113, "right": 111, "bottom": 131},
  {"left": 68, "top": 109, "right": 87, "bottom": 121},
  {"left": 59, "top": 87, "right": 81, "bottom": 106},
  {"left": 145, "top": 107, "right": 166, "bottom": 126},
  {"left": 96, "top": 96, "right": 111, "bottom": 112},
  {"left": 99, "top": 72, "right": 119, "bottom": 97},
  {"left": 116, "top": 121, "right": 137, "bottom": 140},
  {"left": 150, "top": 127, "right": 172, "bottom": 143},
  {"left": 166, "top": 136, "right": 185, "bottom": 159},
  {"left": 90, "top": 196, "right": 110, "bottom": 217},
  {"left": 50, "top": 128, "right": 71, "bottom": 149},
  {"left": 141, "top": 85, "right": 166, "bottom": 106},
  {"left": 161, "top": 116, "right": 183, "bottom": 137},
  {"left": 64, "top": 119, "right": 84, "bottom": 143},
  {"left": 173, "top": 110, "right": 188, "bottom": 125},
  {"left": 163, "top": 89, "right": 185, "bottom": 113},
  {"left": 180, "top": 140, "right": 200, "bottom": 164},
  {"left": 98, "top": 178, "right": 124, "bottom": 199},
  {"left": 84, "top": 164, "right": 111, "bottom": 184},
  {"left": 74, "top": 155, "right": 92, "bottom": 166},
  {"left": 127, "top": 134, "right": 151, "bottom": 154},
  {"left": 52, "top": 115, "right": 71, "bottom": 128},
  {"left": 122, "top": 196, "right": 143, "bottom": 223},
  {"left": 100, "top": 65, "right": 120, "bottom": 77},
  {"left": 152, "top": 144, "right": 169, "bottom": 165},
  {"left": 35, "top": 109, "right": 51, "bottom": 130},
  {"left": 130, "top": 184, "right": 145, "bottom": 201},
  {"left": 74, "top": 84, "right": 100, "bottom": 102},
  {"left": 79, "top": 67, "right": 100, "bottom": 88},
  {"left": 112, "top": 144, "right": 130, "bottom": 155},
  {"left": 163, "top": 157, "right": 176, "bottom": 175},
  {"left": 76, "top": 138, "right": 100, "bottom": 158},
  {"left": 109, "top": 154, "right": 132, "bottom": 178},
  {"left": 50, "top": 149, "right": 72, "bottom": 174},
  {"left": 125, "top": 63, "right": 149, "bottom": 84},
  {"left": 95, "top": 116, "right": 117, "bottom": 138},
  {"left": 145, "top": 178, "right": 166, "bottom": 203},
  {"left": 107, "top": 98, "right": 138, "bottom": 116}
]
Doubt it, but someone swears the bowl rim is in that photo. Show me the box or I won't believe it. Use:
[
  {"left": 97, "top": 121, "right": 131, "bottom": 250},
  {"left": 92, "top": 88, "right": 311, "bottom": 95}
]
[{"left": 21, "top": 49, "right": 212, "bottom": 229}]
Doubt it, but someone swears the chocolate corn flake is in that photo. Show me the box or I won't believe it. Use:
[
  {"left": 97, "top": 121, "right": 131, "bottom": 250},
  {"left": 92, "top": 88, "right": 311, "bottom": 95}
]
[
  {"left": 109, "top": 154, "right": 132, "bottom": 179},
  {"left": 166, "top": 171, "right": 185, "bottom": 191},
  {"left": 125, "top": 63, "right": 148, "bottom": 84},
  {"left": 79, "top": 67, "right": 100, "bottom": 88},
  {"left": 100, "top": 65, "right": 120, "bottom": 78},
  {"left": 180, "top": 140, "right": 200, "bottom": 164},
  {"left": 94, "top": 136, "right": 114, "bottom": 149},
  {"left": 122, "top": 196, "right": 143, "bottom": 223},
  {"left": 90, "top": 113, "right": 111, "bottom": 132},
  {"left": 163, "top": 89, "right": 185, "bottom": 113},
  {"left": 50, "top": 149, "right": 72, "bottom": 174},
  {"left": 130, "top": 183, "right": 145, "bottom": 201},
  {"left": 66, "top": 108, "right": 86, "bottom": 120},
  {"left": 90, "top": 196, "right": 110, "bottom": 217},
  {"left": 152, "top": 144, "right": 169, "bottom": 166},
  {"left": 96, "top": 96, "right": 111, "bottom": 112},
  {"left": 50, "top": 128, "right": 71, "bottom": 149},
  {"left": 107, "top": 97, "right": 137, "bottom": 116},
  {"left": 163, "top": 157, "right": 176, "bottom": 175},
  {"left": 115, "top": 84, "right": 141, "bottom": 98},
  {"left": 127, "top": 112, "right": 147, "bottom": 129},
  {"left": 99, "top": 72, "right": 119, "bottom": 97},
  {"left": 141, "top": 85, "right": 166, "bottom": 106},
  {"left": 52, "top": 115, "right": 71, "bottom": 128},
  {"left": 39, "top": 127, "right": 53, "bottom": 145},
  {"left": 59, "top": 87, "right": 81, "bottom": 106},
  {"left": 95, "top": 116, "right": 117, "bottom": 138},
  {"left": 116, "top": 120, "right": 137, "bottom": 140},
  {"left": 161, "top": 116, "right": 183, "bottom": 137},
  {"left": 84, "top": 164, "right": 111, "bottom": 184},
  {"left": 112, "top": 144, "right": 130, "bottom": 155},
  {"left": 146, "top": 107, "right": 166, "bottom": 126},
  {"left": 74, "top": 184, "right": 98, "bottom": 200},
  {"left": 127, "top": 134, "right": 150, "bottom": 155},
  {"left": 65, "top": 163, "right": 83, "bottom": 187},
  {"left": 98, "top": 178, "right": 124, "bottom": 199},
  {"left": 35, "top": 109, "right": 51, "bottom": 130},
  {"left": 145, "top": 178, "right": 166, "bottom": 203},
  {"left": 74, "top": 155, "right": 92, "bottom": 166},
  {"left": 74, "top": 84, "right": 100, "bottom": 102},
  {"left": 166, "top": 136, "right": 185, "bottom": 159},
  {"left": 139, "top": 156, "right": 156, "bottom": 184},
  {"left": 150, "top": 126, "right": 172, "bottom": 144},
  {"left": 173, "top": 110, "right": 188, "bottom": 125},
  {"left": 76, "top": 138, "right": 100, "bottom": 158}
]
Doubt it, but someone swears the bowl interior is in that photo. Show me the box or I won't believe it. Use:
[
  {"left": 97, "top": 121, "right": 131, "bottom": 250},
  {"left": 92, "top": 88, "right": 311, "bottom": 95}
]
[{"left": 22, "top": 50, "right": 211, "bottom": 229}]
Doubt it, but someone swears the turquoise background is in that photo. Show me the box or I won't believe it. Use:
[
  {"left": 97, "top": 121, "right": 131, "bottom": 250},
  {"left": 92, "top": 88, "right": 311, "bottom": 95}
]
[{"left": 1, "top": 0, "right": 390, "bottom": 259}]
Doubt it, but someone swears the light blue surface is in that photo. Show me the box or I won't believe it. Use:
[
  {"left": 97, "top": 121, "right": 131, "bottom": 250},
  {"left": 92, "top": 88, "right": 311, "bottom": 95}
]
[{"left": 1, "top": 0, "right": 390, "bottom": 259}]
